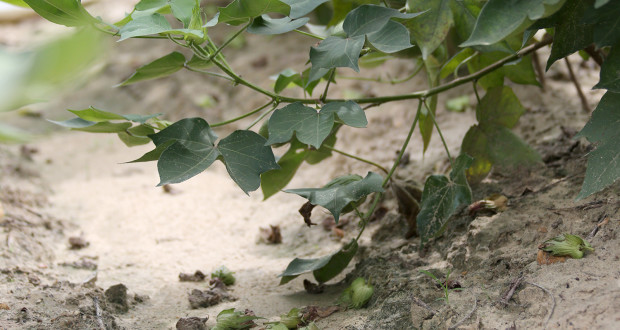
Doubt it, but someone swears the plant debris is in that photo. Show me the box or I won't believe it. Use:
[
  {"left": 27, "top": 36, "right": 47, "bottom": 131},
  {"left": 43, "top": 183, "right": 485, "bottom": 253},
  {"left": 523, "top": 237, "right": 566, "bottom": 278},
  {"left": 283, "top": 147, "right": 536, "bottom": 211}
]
[
  {"left": 59, "top": 256, "right": 98, "bottom": 270},
  {"left": 188, "top": 278, "right": 236, "bottom": 309},
  {"left": 538, "top": 233, "right": 594, "bottom": 259},
  {"left": 211, "top": 266, "right": 235, "bottom": 286},
  {"left": 176, "top": 316, "right": 208, "bottom": 330},
  {"left": 300, "top": 305, "right": 340, "bottom": 322},
  {"left": 68, "top": 236, "right": 89, "bottom": 249},
  {"left": 105, "top": 284, "right": 129, "bottom": 314},
  {"left": 179, "top": 270, "right": 206, "bottom": 282},
  {"left": 212, "top": 308, "right": 262, "bottom": 330},
  {"left": 258, "top": 225, "right": 282, "bottom": 244},
  {"left": 303, "top": 279, "right": 325, "bottom": 294},
  {"left": 299, "top": 201, "right": 317, "bottom": 227},
  {"left": 468, "top": 194, "right": 508, "bottom": 216}
]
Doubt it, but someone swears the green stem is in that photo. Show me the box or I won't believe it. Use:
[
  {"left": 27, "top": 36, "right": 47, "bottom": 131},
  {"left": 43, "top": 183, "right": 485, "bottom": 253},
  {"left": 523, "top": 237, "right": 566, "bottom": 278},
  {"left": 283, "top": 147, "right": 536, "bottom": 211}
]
[
  {"left": 246, "top": 102, "right": 279, "bottom": 130},
  {"left": 324, "top": 145, "right": 389, "bottom": 174},
  {"left": 294, "top": 29, "right": 325, "bottom": 40},
  {"left": 320, "top": 69, "right": 336, "bottom": 103},
  {"left": 209, "top": 21, "right": 251, "bottom": 62},
  {"left": 422, "top": 98, "right": 454, "bottom": 169},
  {"left": 211, "top": 100, "right": 274, "bottom": 127},
  {"left": 453, "top": 51, "right": 479, "bottom": 78},
  {"left": 187, "top": 36, "right": 551, "bottom": 107},
  {"left": 472, "top": 80, "right": 482, "bottom": 104},
  {"left": 383, "top": 100, "right": 423, "bottom": 186},
  {"left": 184, "top": 65, "right": 236, "bottom": 82},
  {"left": 168, "top": 34, "right": 187, "bottom": 47}
]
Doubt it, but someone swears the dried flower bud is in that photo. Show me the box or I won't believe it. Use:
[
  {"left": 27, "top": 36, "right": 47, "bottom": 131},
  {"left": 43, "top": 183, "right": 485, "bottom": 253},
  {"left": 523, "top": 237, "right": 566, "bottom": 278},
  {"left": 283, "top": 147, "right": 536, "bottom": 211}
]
[
  {"left": 212, "top": 308, "right": 261, "bottom": 330},
  {"left": 211, "top": 266, "right": 236, "bottom": 286},
  {"left": 538, "top": 233, "right": 594, "bottom": 259},
  {"left": 339, "top": 277, "right": 374, "bottom": 309}
]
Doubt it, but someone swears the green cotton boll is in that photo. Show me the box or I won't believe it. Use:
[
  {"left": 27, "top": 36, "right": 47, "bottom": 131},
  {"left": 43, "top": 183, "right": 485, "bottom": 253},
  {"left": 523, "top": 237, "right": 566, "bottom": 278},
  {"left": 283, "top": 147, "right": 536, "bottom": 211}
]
[
  {"left": 539, "top": 233, "right": 594, "bottom": 259},
  {"left": 213, "top": 308, "right": 260, "bottom": 330},
  {"left": 278, "top": 308, "right": 302, "bottom": 329},
  {"left": 340, "top": 277, "right": 373, "bottom": 309},
  {"left": 212, "top": 266, "right": 236, "bottom": 285}
]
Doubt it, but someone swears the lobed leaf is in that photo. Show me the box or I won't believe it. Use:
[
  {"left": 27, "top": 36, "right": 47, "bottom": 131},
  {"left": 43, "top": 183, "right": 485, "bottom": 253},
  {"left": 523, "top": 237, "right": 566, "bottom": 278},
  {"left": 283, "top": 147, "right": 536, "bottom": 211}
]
[
  {"left": 285, "top": 171, "right": 384, "bottom": 223},
  {"left": 407, "top": 0, "right": 453, "bottom": 60},
  {"left": 118, "top": 52, "right": 186, "bottom": 86},
  {"left": 217, "top": 0, "right": 290, "bottom": 25},
  {"left": 575, "top": 91, "right": 620, "bottom": 199},
  {"left": 366, "top": 20, "right": 414, "bottom": 54},
  {"left": 67, "top": 107, "right": 126, "bottom": 122},
  {"left": 594, "top": 46, "right": 620, "bottom": 92},
  {"left": 582, "top": 0, "right": 620, "bottom": 48},
  {"left": 169, "top": 0, "right": 196, "bottom": 27},
  {"left": 308, "top": 35, "right": 365, "bottom": 83},
  {"left": 417, "top": 154, "right": 473, "bottom": 246},
  {"left": 476, "top": 86, "right": 526, "bottom": 128},
  {"left": 118, "top": 13, "right": 203, "bottom": 41},
  {"left": 247, "top": 15, "right": 309, "bottom": 35},
  {"left": 342, "top": 4, "right": 422, "bottom": 37},
  {"left": 545, "top": 0, "right": 594, "bottom": 69},
  {"left": 461, "top": 0, "right": 566, "bottom": 47}
]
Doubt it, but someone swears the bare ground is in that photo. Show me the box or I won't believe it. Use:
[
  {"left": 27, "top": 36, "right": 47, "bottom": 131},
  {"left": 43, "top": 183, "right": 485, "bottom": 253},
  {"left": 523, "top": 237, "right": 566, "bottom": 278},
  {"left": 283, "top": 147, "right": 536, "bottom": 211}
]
[{"left": 1, "top": 3, "right": 619, "bottom": 329}]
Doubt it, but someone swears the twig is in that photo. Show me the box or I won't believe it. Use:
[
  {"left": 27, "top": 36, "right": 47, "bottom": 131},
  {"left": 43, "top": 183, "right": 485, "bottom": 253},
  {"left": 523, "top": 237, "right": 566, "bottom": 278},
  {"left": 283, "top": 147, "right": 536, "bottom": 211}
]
[
  {"left": 564, "top": 57, "right": 591, "bottom": 113},
  {"left": 584, "top": 45, "right": 604, "bottom": 66},
  {"left": 524, "top": 281, "right": 555, "bottom": 328},
  {"left": 499, "top": 272, "right": 524, "bottom": 306},
  {"left": 532, "top": 50, "right": 546, "bottom": 91},
  {"left": 448, "top": 295, "right": 477, "bottom": 330},
  {"left": 93, "top": 296, "right": 106, "bottom": 330},
  {"left": 587, "top": 214, "right": 609, "bottom": 240},
  {"left": 411, "top": 295, "right": 438, "bottom": 316}
]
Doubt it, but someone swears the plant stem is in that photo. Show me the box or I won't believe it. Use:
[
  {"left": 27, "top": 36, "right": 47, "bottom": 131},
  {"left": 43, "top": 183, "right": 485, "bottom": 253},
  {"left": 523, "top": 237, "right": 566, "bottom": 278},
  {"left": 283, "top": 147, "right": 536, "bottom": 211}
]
[
  {"left": 184, "top": 65, "right": 236, "bottom": 82},
  {"left": 324, "top": 145, "right": 389, "bottom": 174},
  {"left": 423, "top": 98, "right": 454, "bottom": 169},
  {"left": 209, "top": 21, "right": 251, "bottom": 61},
  {"left": 472, "top": 80, "right": 482, "bottom": 104},
  {"left": 383, "top": 100, "right": 423, "bottom": 186},
  {"left": 320, "top": 69, "right": 336, "bottom": 103},
  {"left": 246, "top": 102, "right": 279, "bottom": 130},
  {"left": 210, "top": 100, "right": 274, "bottom": 127},
  {"left": 294, "top": 29, "right": 325, "bottom": 40},
  {"left": 564, "top": 57, "right": 591, "bottom": 113},
  {"left": 167, "top": 34, "right": 187, "bottom": 47}
]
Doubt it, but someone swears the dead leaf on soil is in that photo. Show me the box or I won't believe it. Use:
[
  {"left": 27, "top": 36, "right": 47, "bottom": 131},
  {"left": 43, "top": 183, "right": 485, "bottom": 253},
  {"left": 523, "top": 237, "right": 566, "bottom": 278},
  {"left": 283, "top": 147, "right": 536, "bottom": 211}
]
[
  {"left": 300, "top": 305, "right": 340, "bottom": 322},
  {"left": 68, "top": 236, "right": 89, "bottom": 249},
  {"left": 179, "top": 270, "right": 206, "bottom": 282},
  {"left": 303, "top": 279, "right": 325, "bottom": 294},
  {"left": 258, "top": 225, "right": 282, "bottom": 244},
  {"left": 468, "top": 194, "right": 508, "bottom": 216},
  {"left": 0, "top": 303, "right": 9, "bottom": 310},
  {"left": 537, "top": 250, "right": 567, "bottom": 265},
  {"left": 162, "top": 184, "right": 181, "bottom": 195}
]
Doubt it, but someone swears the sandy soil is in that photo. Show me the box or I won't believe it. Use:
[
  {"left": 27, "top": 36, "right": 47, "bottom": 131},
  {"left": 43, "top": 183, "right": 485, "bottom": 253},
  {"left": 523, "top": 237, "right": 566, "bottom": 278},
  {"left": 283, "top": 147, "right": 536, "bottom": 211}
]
[{"left": 1, "top": 2, "right": 619, "bottom": 330}]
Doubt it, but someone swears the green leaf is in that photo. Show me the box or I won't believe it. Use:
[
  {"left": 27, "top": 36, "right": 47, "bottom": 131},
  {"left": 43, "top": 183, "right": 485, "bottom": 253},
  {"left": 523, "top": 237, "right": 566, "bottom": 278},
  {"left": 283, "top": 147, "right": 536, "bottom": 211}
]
[
  {"left": 416, "top": 154, "right": 472, "bottom": 246},
  {"left": 128, "top": 140, "right": 175, "bottom": 163},
  {"left": 247, "top": 15, "right": 309, "bottom": 35},
  {"left": 468, "top": 52, "right": 539, "bottom": 89},
  {"left": 545, "top": 0, "right": 594, "bottom": 69},
  {"left": 272, "top": 68, "right": 298, "bottom": 93},
  {"left": 285, "top": 172, "right": 384, "bottom": 223},
  {"left": 419, "top": 55, "right": 441, "bottom": 152},
  {"left": 261, "top": 142, "right": 307, "bottom": 200},
  {"left": 461, "top": 0, "right": 566, "bottom": 47},
  {"left": 321, "top": 101, "right": 367, "bottom": 128},
  {"left": 118, "top": 13, "right": 204, "bottom": 41},
  {"left": 169, "top": 0, "right": 196, "bottom": 27},
  {"left": 595, "top": 46, "right": 620, "bottom": 92},
  {"left": 342, "top": 4, "right": 422, "bottom": 37},
  {"left": 575, "top": 91, "right": 620, "bottom": 199},
  {"left": 366, "top": 20, "right": 414, "bottom": 53},
  {"left": 308, "top": 35, "right": 365, "bottom": 83},
  {"left": 583, "top": 0, "right": 620, "bottom": 48},
  {"left": 280, "top": 0, "right": 330, "bottom": 19},
  {"left": 23, "top": 0, "right": 97, "bottom": 27},
  {"left": 476, "top": 86, "right": 526, "bottom": 128},
  {"left": 407, "top": 0, "right": 453, "bottom": 60},
  {"left": 279, "top": 240, "right": 358, "bottom": 284},
  {"left": 122, "top": 113, "right": 162, "bottom": 124},
  {"left": 577, "top": 136, "right": 620, "bottom": 200},
  {"left": 1, "top": 0, "right": 29, "bottom": 7},
  {"left": 266, "top": 103, "right": 334, "bottom": 148},
  {"left": 68, "top": 107, "right": 126, "bottom": 122},
  {"left": 149, "top": 118, "right": 220, "bottom": 185},
  {"left": 217, "top": 0, "right": 291, "bottom": 25},
  {"left": 440, "top": 47, "right": 475, "bottom": 79},
  {"left": 460, "top": 125, "right": 492, "bottom": 183},
  {"left": 117, "top": 132, "right": 151, "bottom": 147},
  {"left": 595, "top": 0, "right": 610, "bottom": 8},
  {"left": 218, "top": 130, "right": 280, "bottom": 194},
  {"left": 118, "top": 13, "right": 171, "bottom": 40},
  {"left": 118, "top": 52, "right": 186, "bottom": 86},
  {"left": 449, "top": 0, "right": 514, "bottom": 54},
  {"left": 445, "top": 95, "right": 470, "bottom": 112},
  {"left": 49, "top": 117, "right": 132, "bottom": 133},
  {"left": 485, "top": 125, "right": 541, "bottom": 170}
]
